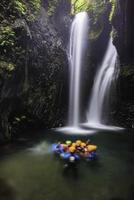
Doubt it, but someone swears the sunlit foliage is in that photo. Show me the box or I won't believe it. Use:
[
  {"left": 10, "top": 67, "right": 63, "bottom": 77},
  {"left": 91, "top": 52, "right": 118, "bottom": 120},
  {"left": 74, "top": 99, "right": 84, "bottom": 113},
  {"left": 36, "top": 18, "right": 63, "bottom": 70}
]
[
  {"left": 109, "top": 0, "right": 117, "bottom": 22},
  {"left": 71, "top": 0, "right": 91, "bottom": 14},
  {"left": 0, "top": 26, "right": 15, "bottom": 47}
]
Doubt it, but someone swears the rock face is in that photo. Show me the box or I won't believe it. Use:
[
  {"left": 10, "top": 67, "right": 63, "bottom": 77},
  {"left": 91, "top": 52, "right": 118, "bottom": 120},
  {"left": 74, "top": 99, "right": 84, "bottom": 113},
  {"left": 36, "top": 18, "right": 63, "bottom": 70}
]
[
  {"left": 0, "top": 0, "right": 70, "bottom": 140},
  {"left": 113, "top": 0, "right": 134, "bottom": 63},
  {"left": 111, "top": 0, "right": 134, "bottom": 127}
]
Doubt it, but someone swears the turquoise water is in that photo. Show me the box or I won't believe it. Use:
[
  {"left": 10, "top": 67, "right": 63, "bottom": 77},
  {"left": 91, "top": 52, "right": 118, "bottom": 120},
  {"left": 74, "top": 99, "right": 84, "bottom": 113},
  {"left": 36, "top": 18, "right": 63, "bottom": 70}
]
[{"left": 0, "top": 130, "right": 134, "bottom": 200}]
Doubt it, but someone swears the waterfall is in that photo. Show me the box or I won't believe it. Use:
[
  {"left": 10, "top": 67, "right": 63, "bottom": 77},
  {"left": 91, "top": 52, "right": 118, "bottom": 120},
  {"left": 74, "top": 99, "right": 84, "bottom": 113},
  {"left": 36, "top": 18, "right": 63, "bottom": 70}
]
[
  {"left": 55, "top": 12, "right": 93, "bottom": 134},
  {"left": 55, "top": 15, "right": 122, "bottom": 134},
  {"left": 86, "top": 38, "right": 119, "bottom": 129},
  {"left": 68, "top": 12, "right": 89, "bottom": 127}
]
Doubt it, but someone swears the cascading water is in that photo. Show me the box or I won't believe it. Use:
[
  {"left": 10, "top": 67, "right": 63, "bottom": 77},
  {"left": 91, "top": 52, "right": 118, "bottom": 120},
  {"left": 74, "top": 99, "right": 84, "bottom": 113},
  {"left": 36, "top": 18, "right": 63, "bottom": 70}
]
[
  {"left": 86, "top": 38, "right": 121, "bottom": 130},
  {"left": 68, "top": 11, "right": 89, "bottom": 127},
  {"left": 55, "top": 12, "right": 93, "bottom": 134}
]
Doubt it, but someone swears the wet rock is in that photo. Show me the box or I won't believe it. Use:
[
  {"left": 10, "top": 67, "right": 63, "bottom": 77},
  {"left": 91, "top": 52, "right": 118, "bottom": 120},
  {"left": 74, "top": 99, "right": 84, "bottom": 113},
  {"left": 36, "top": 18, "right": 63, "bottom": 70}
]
[{"left": 0, "top": 2, "right": 69, "bottom": 140}]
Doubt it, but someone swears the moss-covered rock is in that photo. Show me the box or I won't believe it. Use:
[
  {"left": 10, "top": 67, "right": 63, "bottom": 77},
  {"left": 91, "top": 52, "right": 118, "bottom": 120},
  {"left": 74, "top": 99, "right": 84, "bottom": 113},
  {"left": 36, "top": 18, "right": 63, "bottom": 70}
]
[
  {"left": 110, "top": 0, "right": 134, "bottom": 127},
  {"left": 109, "top": 0, "right": 117, "bottom": 22},
  {"left": 0, "top": 0, "right": 68, "bottom": 141}
]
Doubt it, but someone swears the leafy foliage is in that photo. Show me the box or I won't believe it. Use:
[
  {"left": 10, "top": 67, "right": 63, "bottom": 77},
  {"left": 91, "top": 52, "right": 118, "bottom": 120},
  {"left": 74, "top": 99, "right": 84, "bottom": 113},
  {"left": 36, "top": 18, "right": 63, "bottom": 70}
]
[
  {"left": 14, "top": 0, "right": 41, "bottom": 21},
  {"left": 46, "top": 0, "right": 59, "bottom": 17},
  {"left": 0, "top": 26, "right": 15, "bottom": 47},
  {"left": 0, "top": 0, "right": 41, "bottom": 71},
  {"left": 71, "top": 0, "right": 106, "bottom": 18},
  {"left": 0, "top": 61, "right": 15, "bottom": 73},
  {"left": 71, "top": 0, "right": 91, "bottom": 14},
  {"left": 14, "top": 0, "right": 27, "bottom": 15},
  {"left": 71, "top": 0, "right": 117, "bottom": 23}
]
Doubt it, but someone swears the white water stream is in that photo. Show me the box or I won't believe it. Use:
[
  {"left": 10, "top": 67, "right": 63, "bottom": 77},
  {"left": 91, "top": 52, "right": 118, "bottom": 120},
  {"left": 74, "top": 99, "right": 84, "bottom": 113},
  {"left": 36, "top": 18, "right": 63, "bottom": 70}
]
[
  {"left": 68, "top": 12, "right": 88, "bottom": 127},
  {"left": 86, "top": 38, "right": 121, "bottom": 130}
]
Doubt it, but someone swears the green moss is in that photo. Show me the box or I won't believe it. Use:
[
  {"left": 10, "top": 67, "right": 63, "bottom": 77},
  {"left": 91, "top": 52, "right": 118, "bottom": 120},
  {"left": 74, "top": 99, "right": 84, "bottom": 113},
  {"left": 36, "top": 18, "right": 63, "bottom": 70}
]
[
  {"left": 0, "top": 61, "right": 15, "bottom": 72},
  {"left": 0, "top": 0, "right": 41, "bottom": 48},
  {"left": 89, "top": 23, "right": 104, "bottom": 40},
  {"left": 30, "top": 0, "right": 41, "bottom": 10},
  {"left": 14, "top": 0, "right": 27, "bottom": 15},
  {"left": 71, "top": 0, "right": 106, "bottom": 18},
  {"left": 0, "top": 0, "right": 41, "bottom": 23},
  {"left": 27, "top": 0, "right": 41, "bottom": 21},
  {"left": 109, "top": 0, "right": 117, "bottom": 22},
  {"left": 0, "top": 0, "right": 41, "bottom": 73},
  {"left": 13, "top": 0, "right": 41, "bottom": 21},
  {"left": 0, "top": 26, "right": 15, "bottom": 47},
  {"left": 47, "top": 0, "right": 59, "bottom": 17},
  {"left": 89, "top": 0, "right": 107, "bottom": 23},
  {"left": 8, "top": 63, "right": 15, "bottom": 71},
  {"left": 71, "top": 0, "right": 91, "bottom": 14},
  {"left": 71, "top": 0, "right": 117, "bottom": 25}
]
